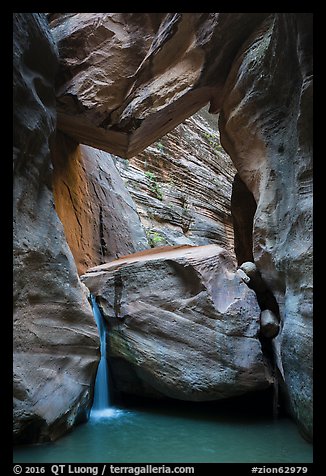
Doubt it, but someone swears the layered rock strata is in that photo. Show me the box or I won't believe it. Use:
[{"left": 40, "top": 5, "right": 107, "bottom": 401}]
[
  {"left": 50, "top": 12, "right": 312, "bottom": 438},
  {"left": 13, "top": 12, "right": 313, "bottom": 443},
  {"left": 81, "top": 245, "right": 272, "bottom": 401},
  {"left": 113, "top": 107, "right": 235, "bottom": 252}
]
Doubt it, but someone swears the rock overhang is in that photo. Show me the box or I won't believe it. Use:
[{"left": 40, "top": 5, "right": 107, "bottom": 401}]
[{"left": 50, "top": 12, "right": 270, "bottom": 158}]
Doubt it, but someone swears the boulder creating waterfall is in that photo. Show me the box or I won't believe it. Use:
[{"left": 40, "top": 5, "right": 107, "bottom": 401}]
[{"left": 90, "top": 294, "right": 110, "bottom": 417}]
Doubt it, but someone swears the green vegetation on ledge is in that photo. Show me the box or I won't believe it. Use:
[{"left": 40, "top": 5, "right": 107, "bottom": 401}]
[
  {"left": 145, "top": 171, "right": 163, "bottom": 200},
  {"left": 203, "top": 131, "right": 224, "bottom": 153},
  {"left": 145, "top": 229, "right": 166, "bottom": 247}
]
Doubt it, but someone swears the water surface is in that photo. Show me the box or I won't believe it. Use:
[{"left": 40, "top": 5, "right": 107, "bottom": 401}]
[{"left": 13, "top": 399, "right": 312, "bottom": 463}]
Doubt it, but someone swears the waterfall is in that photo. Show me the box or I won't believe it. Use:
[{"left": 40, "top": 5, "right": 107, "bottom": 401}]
[{"left": 90, "top": 294, "right": 110, "bottom": 414}]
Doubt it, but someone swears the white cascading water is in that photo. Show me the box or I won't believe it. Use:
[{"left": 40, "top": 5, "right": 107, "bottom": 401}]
[{"left": 90, "top": 294, "right": 112, "bottom": 418}]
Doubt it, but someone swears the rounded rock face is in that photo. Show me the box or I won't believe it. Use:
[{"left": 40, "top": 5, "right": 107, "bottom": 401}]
[
  {"left": 81, "top": 244, "right": 272, "bottom": 401},
  {"left": 13, "top": 13, "right": 99, "bottom": 444},
  {"left": 240, "top": 261, "right": 258, "bottom": 279},
  {"left": 219, "top": 13, "right": 312, "bottom": 439},
  {"left": 260, "top": 310, "right": 280, "bottom": 339},
  {"left": 52, "top": 137, "right": 149, "bottom": 275},
  {"left": 49, "top": 12, "right": 269, "bottom": 157},
  {"left": 14, "top": 11, "right": 312, "bottom": 443},
  {"left": 239, "top": 262, "right": 269, "bottom": 295}
]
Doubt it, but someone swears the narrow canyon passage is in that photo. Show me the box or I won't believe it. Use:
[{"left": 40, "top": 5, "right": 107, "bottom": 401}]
[
  {"left": 13, "top": 12, "right": 312, "bottom": 464},
  {"left": 51, "top": 108, "right": 282, "bottom": 421}
]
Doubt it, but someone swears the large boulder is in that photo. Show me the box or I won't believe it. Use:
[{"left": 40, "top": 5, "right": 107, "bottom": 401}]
[
  {"left": 52, "top": 135, "right": 149, "bottom": 275},
  {"left": 13, "top": 13, "right": 99, "bottom": 443},
  {"left": 219, "top": 13, "right": 313, "bottom": 439},
  {"left": 81, "top": 245, "right": 272, "bottom": 401}
]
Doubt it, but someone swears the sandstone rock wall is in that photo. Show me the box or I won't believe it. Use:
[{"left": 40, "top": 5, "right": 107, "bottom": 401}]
[
  {"left": 13, "top": 13, "right": 99, "bottom": 443},
  {"left": 113, "top": 106, "right": 235, "bottom": 252},
  {"left": 219, "top": 13, "right": 313, "bottom": 439},
  {"left": 81, "top": 245, "right": 272, "bottom": 400},
  {"left": 49, "top": 13, "right": 269, "bottom": 157},
  {"left": 52, "top": 135, "right": 148, "bottom": 275},
  {"left": 13, "top": 12, "right": 313, "bottom": 443}
]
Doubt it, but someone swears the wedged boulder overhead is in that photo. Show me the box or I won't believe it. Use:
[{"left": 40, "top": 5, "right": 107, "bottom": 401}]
[
  {"left": 13, "top": 13, "right": 99, "bottom": 444},
  {"left": 81, "top": 245, "right": 272, "bottom": 401},
  {"left": 52, "top": 135, "right": 149, "bottom": 275},
  {"left": 219, "top": 13, "right": 313, "bottom": 439},
  {"left": 49, "top": 13, "right": 269, "bottom": 157}
]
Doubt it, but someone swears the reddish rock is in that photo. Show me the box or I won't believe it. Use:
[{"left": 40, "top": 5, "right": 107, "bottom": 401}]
[
  {"left": 51, "top": 11, "right": 312, "bottom": 439},
  {"left": 14, "top": 12, "right": 313, "bottom": 444},
  {"left": 52, "top": 134, "right": 148, "bottom": 275}
]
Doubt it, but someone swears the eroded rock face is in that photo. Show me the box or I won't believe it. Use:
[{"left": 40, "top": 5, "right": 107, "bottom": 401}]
[
  {"left": 52, "top": 134, "right": 148, "bottom": 275},
  {"left": 113, "top": 106, "right": 235, "bottom": 252},
  {"left": 219, "top": 13, "right": 313, "bottom": 439},
  {"left": 81, "top": 245, "right": 272, "bottom": 401},
  {"left": 14, "top": 11, "right": 312, "bottom": 443},
  {"left": 49, "top": 13, "right": 269, "bottom": 157},
  {"left": 13, "top": 13, "right": 99, "bottom": 443}
]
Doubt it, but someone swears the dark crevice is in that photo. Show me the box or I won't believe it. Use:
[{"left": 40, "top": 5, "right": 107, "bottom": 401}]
[
  {"left": 231, "top": 173, "right": 256, "bottom": 265},
  {"left": 238, "top": 262, "right": 281, "bottom": 418},
  {"left": 99, "top": 205, "right": 107, "bottom": 262},
  {"left": 231, "top": 173, "right": 281, "bottom": 321},
  {"left": 260, "top": 336, "right": 279, "bottom": 418},
  {"left": 231, "top": 174, "right": 281, "bottom": 418},
  {"left": 13, "top": 416, "right": 49, "bottom": 445}
]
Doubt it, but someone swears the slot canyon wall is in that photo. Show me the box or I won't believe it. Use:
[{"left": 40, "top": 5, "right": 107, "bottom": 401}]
[
  {"left": 218, "top": 13, "right": 313, "bottom": 438},
  {"left": 52, "top": 135, "right": 149, "bottom": 275},
  {"left": 13, "top": 12, "right": 312, "bottom": 443},
  {"left": 13, "top": 14, "right": 99, "bottom": 443}
]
